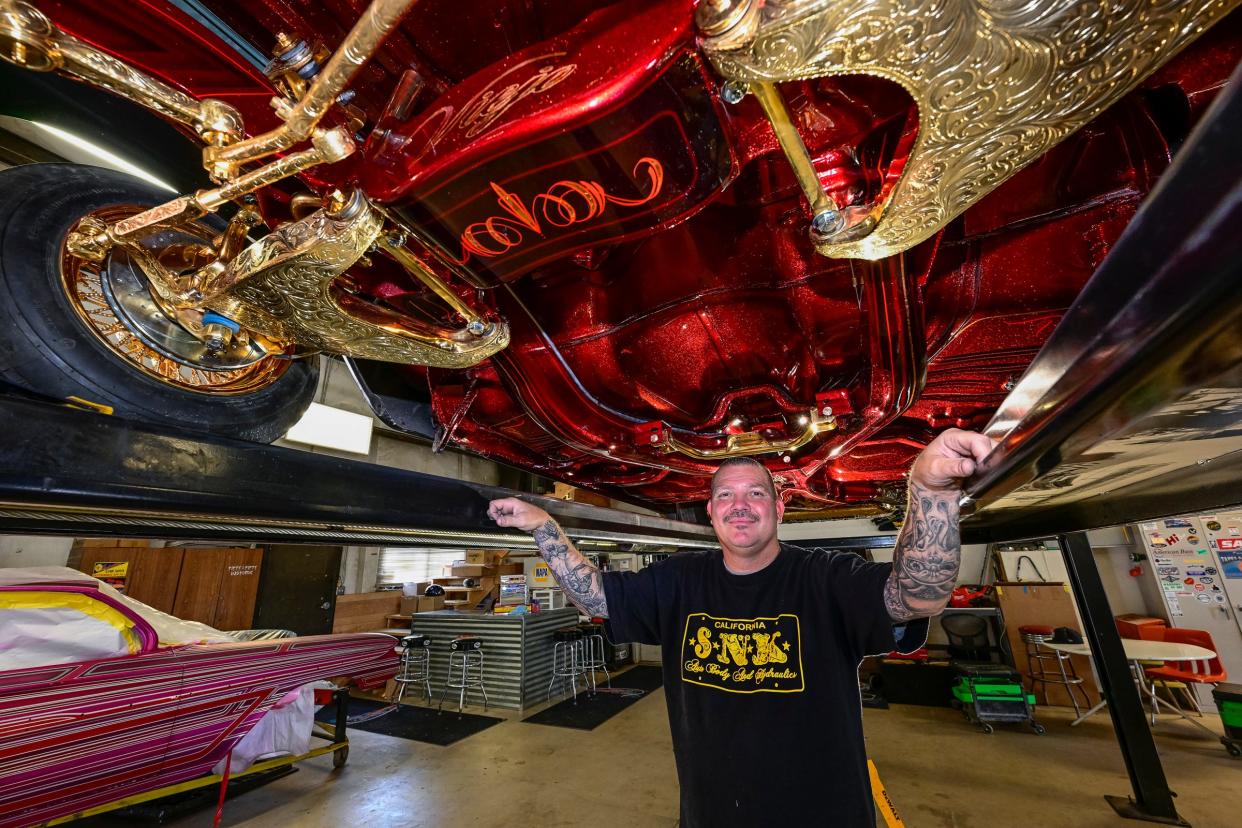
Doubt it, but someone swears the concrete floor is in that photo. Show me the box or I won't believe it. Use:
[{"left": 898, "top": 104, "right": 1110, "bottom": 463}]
[{"left": 84, "top": 671, "right": 1240, "bottom": 828}]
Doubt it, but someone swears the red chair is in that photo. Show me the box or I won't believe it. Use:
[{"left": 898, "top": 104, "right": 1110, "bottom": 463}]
[{"left": 1143, "top": 628, "right": 1228, "bottom": 715}]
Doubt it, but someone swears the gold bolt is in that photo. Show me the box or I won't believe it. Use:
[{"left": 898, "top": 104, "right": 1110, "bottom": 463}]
[{"left": 325, "top": 189, "right": 349, "bottom": 214}]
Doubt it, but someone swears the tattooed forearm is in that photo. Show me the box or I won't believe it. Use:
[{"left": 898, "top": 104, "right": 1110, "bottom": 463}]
[
  {"left": 531, "top": 519, "right": 609, "bottom": 617},
  {"left": 883, "top": 482, "right": 961, "bottom": 621}
]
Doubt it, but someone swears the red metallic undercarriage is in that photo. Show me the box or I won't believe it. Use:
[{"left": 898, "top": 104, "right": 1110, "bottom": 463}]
[{"left": 36, "top": 0, "right": 1242, "bottom": 516}]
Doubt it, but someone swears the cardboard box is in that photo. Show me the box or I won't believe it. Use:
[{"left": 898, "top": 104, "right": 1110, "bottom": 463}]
[
  {"left": 495, "top": 562, "right": 524, "bottom": 575},
  {"left": 552, "top": 483, "right": 611, "bottom": 508},
  {"left": 465, "top": 549, "right": 508, "bottom": 565},
  {"left": 416, "top": 595, "right": 446, "bottom": 613},
  {"left": 452, "top": 564, "right": 489, "bottom": 577},
  {"left": 399, "top": 596, "right": 420, "bottom": 615}
]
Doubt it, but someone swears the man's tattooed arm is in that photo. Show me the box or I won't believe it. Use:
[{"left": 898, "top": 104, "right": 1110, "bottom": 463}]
[
  {"left": 883, "top": 482, "right": 962, "bottom": 621},
  {"left": 532, "top": 519, "right": 609, "bottom": 618}
]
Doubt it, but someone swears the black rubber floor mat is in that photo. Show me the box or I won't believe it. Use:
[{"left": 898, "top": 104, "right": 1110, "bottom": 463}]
[
  {"left": 522, "top": 666, "right": 664, "bottom": 731},
  {"left": 611, "top": 665, "right": 664, "bottom": 692},
  {"left": 316, "top": 698, "right": 502, "bottom": 746}
]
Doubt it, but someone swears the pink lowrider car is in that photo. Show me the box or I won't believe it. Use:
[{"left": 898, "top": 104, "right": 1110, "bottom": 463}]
[{"left": 0, "top": 569, "right": 398, "bottom": 827}]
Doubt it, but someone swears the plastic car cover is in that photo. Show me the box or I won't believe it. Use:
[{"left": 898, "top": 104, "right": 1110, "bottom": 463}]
[{"left": 0, "top": 591, "right": 140, "bottom": 669}]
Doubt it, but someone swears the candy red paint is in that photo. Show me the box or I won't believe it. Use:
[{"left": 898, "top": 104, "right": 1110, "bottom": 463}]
[{"left": 31, "top": 1, "right": 1242, "bottom": 512}]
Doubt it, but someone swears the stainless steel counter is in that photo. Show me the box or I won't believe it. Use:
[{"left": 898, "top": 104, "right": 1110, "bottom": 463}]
[{"left": 410, "top": 607, "right": 579, "bottom": 711}]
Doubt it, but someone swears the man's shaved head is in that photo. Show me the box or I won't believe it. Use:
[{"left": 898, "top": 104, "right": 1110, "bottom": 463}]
[{"left": 710, "top": 457, "right": 776, "bottom": 499}]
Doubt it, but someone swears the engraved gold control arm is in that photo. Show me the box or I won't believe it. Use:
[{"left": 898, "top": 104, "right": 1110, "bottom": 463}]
[
  {"left": 0, "top": 0, "right": 419, "bottom": 180},
  {"left": 374, "top": 234, "right": 493, "bottom": 336},
  {"left": 649, "top": 407, "right": 837, "bottom": 460},
  {"left": 66, "top": 127, "right": 357, "bottom": 271},
  {"left": 202, "top": 190, "right": 510, "bottom": 366},
  {"left": 0, "top": 0, "right": 243, "bottom": 148},
  {"left": 204, "top": 0, "right": 419, "bottom": 172},
  {"left": 701, "top": 0, "right": 1241, "bottom": 260}
]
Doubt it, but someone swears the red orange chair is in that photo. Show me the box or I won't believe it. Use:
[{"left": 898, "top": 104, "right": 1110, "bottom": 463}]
[{"left": 1143, "top": 628, "right": 1228, "bottom": 715}]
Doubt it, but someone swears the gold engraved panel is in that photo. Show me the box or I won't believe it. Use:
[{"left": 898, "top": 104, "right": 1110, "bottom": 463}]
[
  {"left": 704, "top": 0, "right": 1240, "bottom": 260},
  {"left": 213, "top": 203, "right": 509, "bottom": 367}
]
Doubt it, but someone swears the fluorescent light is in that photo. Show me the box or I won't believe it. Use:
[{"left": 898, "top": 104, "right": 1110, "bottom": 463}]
[
  {"left": 30, "top": 121, "right": 177, "bottom": 192},
  {"left": 284, "top": 402, "right": 374, "bottom": 454}
]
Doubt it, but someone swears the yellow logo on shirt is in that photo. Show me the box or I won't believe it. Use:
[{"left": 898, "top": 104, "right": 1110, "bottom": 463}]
[{"left": 680, "top": 613, "right": 804, "bottom": 693}]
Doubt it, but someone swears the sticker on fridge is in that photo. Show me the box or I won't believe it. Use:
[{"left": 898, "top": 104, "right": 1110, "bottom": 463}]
[{"left": 1217, "top": 549, "right": 1242, "bottom": 579}]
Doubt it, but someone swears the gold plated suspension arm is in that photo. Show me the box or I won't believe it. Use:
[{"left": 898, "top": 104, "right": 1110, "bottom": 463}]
[
  {"left": 204, "top": 0, "right": 419, "bottom": 173},
  {"left": 373, "top": 233, "right": 494, "bottom": 337},
  {"left": 647, "top": 407, "right": 837, "bottom": 460},
  {"left": 201, "top": 190, "right": 510, "bottom": 367},
  {"left": 701, "top": 0, "right": 1241, "bottom": 260},
  {"left": 65, "top": 127, "right": 357, "bottom": 279},
  {"left": 0, "top": 0, "right": 242, "bottom": 147}
]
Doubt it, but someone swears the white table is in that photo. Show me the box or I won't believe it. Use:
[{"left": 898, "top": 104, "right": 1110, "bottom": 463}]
[{"left": 1043, "top": 639, "right": 1217, "bottom": 734}]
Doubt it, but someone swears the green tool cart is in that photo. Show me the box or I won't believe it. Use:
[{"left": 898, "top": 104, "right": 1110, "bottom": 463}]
[
  {"left": 1211, "top": 683, "right": 1242, "bottom": 757},
  {"left": 952, "top": 663, "right": 1045, "bottom": 735}
]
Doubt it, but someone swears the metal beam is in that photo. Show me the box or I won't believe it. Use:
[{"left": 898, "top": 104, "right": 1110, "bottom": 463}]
[
  {"left": 0, "top": 395, "right": 717, "bottom": 549},
  {"left": 1059, "top": 532, "right": 1185, "bottom": 825}
]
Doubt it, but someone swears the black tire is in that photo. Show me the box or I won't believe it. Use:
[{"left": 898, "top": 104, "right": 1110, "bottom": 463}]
[
  {"left": 0, "top": 163, "right": 317, "bottom": 442},
  {"left": 332, "top": 745, "right": 349, "bottom": 768}
]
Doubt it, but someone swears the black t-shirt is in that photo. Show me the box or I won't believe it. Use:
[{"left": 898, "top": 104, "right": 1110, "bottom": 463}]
[{"left": 602, "top": 543, "right": 928, "bottom": 828}]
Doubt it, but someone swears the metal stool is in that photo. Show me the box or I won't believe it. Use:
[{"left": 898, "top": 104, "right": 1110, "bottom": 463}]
[
  {"left": 1020, "top": 625, "right": 1090, "bottom": 716},
  {"left": 438, "top": 635, "right": 488, "bottom": 714},
  {"left": 578, "top": 621, "right": 611, "bottom": 693},
  {"left": 548, "top": 626, "right": 586, "bottom": 703},
  {"left": 393, "top": 634, "right": 432, "bottom": 704}
]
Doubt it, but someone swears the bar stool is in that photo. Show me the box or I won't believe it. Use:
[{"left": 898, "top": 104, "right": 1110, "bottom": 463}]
[
  {"left": 438, "top": 635, "right": 488, "bottom": 714},
  {"left": 548, "top": 626, "right": 586, "bottom": 703},
  {"left": 394, "top": 634, "right": 433, "bottom": 704},
  {"left": 1020, "top": 624, "right": 1090, "bottom": 716},
  {"left": 578, "top": 621, "right": 611, "bottom": 693}
]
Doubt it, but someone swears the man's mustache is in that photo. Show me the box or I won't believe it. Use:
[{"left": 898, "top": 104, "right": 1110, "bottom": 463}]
[{"left": 725, "top": 508, "right": 757, "bottom": 522}]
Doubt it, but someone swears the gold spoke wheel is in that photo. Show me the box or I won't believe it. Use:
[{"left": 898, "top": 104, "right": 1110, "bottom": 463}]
[{"left": 59, "top": 207, "right": 289, "bottom": 395}]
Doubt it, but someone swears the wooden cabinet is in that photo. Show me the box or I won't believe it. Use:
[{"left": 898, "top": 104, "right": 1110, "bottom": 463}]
[
  {"left": 73, "top": 545, "right": 182, "bottom": 614},
  {"left": 74, "top": 542, "right": 262, "bottom": 630},
  {"left": 170, "top": 548, "right": 263, "bottom": 631}
]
